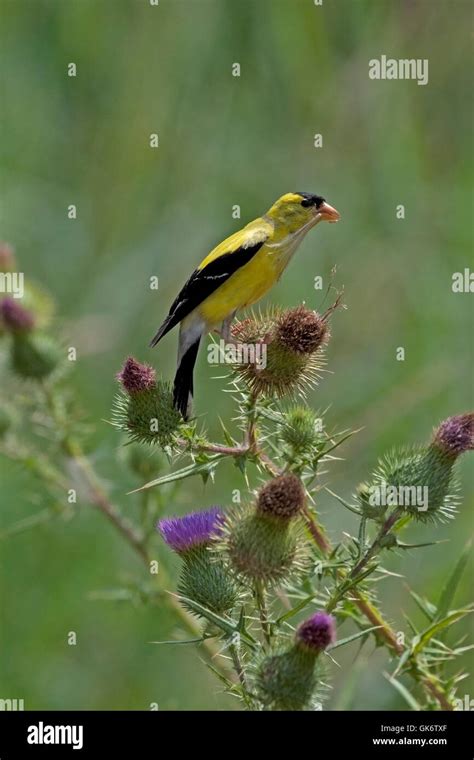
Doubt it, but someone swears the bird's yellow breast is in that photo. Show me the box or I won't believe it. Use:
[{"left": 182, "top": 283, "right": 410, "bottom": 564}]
[{"left": 197, "top": 243, "right": 287, "bottom": 328}]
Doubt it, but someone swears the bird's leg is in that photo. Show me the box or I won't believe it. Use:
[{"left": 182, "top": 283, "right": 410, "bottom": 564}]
[{"left": 220, "top": 310, "right": 237, "bottom": 344}]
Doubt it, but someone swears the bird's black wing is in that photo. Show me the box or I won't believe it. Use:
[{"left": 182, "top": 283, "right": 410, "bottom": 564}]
[{"left": 149, "top": 238, "right": 266, "bottom": 347}]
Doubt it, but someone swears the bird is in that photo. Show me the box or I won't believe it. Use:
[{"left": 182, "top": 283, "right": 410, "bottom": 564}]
[{"left": 150, "top": 191, "right": 340, "bottom": 419}]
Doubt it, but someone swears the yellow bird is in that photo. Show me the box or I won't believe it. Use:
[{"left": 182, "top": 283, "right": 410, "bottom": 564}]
[{"left": 150, "top": 192, "right": 340, "bottom": 418}]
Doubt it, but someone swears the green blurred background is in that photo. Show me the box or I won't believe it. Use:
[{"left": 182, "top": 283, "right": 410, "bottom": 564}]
[{"left": 0, "top": 0, "right": 472, "bottom": 710}]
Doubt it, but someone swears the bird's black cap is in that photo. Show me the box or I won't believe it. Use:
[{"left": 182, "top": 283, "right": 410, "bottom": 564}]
[{"left": 296, "top": 192, "right": 325, "bottom": 208}]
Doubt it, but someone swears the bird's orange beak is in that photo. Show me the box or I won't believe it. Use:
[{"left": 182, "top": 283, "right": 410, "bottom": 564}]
[{"left": 318, "top": 202, "right": 340, "bottom": 223}]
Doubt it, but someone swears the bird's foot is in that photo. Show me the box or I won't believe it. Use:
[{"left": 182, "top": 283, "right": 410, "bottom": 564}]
[{"left": 219, "top": 312, "right": 237, "bottom": 344}]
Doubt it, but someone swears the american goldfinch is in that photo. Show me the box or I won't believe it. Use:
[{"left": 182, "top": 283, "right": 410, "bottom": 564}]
[{"left": 150, "top": 192, "right": 340, "bottom": 419}]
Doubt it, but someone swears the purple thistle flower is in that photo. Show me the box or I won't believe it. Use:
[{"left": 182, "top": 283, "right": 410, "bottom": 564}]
[
  {"left": 296, "top": 611, "right": 336, "bottom": 652},
  {"left": 432, "top": 413, "right": 474, "bottom": 458},
  {"left": 158, "top": 507, "right": 224, "bottom": 554},
  {"left": 0, "top": 297, "right": 35, "bottom": 332},
  {"left": 117, "top": 356, "right": 156, "bottom": 394}
]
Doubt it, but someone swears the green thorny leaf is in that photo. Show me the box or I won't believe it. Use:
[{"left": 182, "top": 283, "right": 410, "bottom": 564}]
[
  {"left": 129, "top": 458, "right": 222, "bottom": 493},
  {"left": 411, "top": 610, "right": 473, "bottom": 656},
  {"left": 328, "top": 626, "right": 382, "bottom": 651},
  {"left": 176, "top": 595, "right": 258, "bottom": 650},
  {"left": 435, "top": 539, "right": 472, "bottom": 622},
  {"left": 384, "top": 673, "right": 422, "bottom": 711}
]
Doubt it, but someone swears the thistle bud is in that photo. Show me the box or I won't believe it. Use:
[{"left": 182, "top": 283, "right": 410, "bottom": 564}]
[
  {"left": 0, "top": 298, "right": 35, "bottom": 334},
  {"left": 257, "top": 611, "right": 335, "bottom": 710},
  {"left": 280, "top": 406, "right": 322, "bottom": 453},
  {"left": 370, "top": 414, "right": 473, "bottom": 522},
  {"left": 231, "top": 306, "right": 329, "bottom": 398},
  {"left": 226, "top": 474, "right": 307, "bottom": 585},
  {"left": 158, "top": 508, "right": 237, "bottom": 614},
  {"left": 10, "top": 333, "right": 61, "bottom": 379},
  {"left": 114, "top": 357, "right": 182, "bottom": 448}
]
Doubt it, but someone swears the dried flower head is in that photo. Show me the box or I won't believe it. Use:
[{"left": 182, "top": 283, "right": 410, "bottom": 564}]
[
  {"left": 117, "top": 356, "right": 156, "bottom": 394},
  {"left": 432, "top": 414, "right": 474, "bottom": 459},
  {"left": 158, "top": 507, "right": 224, "bottom": 554},
  {"left": 0, "top": 298, "right": 35, "bottom": 333},
  {"left": 275, "top": 306, "right": 328, "bottom": 355},
  {"left": 257, "top": 474, "right": 305, "bottom": 520},
  {"left": 296, "top": 611, "right": 336, "bottom": 652},
  {"left": 230, "top": 306, "right": 329, "bottom": 398}
]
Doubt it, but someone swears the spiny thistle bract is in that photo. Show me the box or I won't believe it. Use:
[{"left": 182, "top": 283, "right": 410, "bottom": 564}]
[
  {"left": 158, "top": 508, "right": 238, "bottom": 615},
  {"left": 368, "top": 414, "right": 473, "bottom": 522},
  {"left": 113, "top": 356, "right": 182, "bottom": 448},
  {"left": 257, "top": 611, "right": 336, "bottom": 710},
  {"left": 279, "top": 405, "right": 323, "bottom": 454},
  {"left": 257, "top": 472, "right": 305, "bottom": 519},
  {"left": 230, "top": 306, "right": 329, "bottom": 397},
  {"left": 225, "top": 474, "right": 308, "bottom": 585}
]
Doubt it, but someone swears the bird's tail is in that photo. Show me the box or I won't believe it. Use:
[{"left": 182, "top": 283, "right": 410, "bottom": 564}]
[{"left": 173, "top": 335, "right": 201, "bottom": 420}]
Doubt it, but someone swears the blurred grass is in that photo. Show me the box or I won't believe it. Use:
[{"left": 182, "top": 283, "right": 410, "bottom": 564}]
[{"left": 0, "top": 0, "right": 472, "bottom": 709}]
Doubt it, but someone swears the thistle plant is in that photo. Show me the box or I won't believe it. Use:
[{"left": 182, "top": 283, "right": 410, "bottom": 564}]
[
  {"left": 1, "top": 244, "right": 472, "bottom": 711},
  {"left": 158, "top": 508, "right": 238, "bottom": 614}
]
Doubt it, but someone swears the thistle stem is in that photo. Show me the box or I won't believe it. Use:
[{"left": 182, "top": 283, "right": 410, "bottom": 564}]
[
  {"left": 350, "top": 508, "right": 402, "bottom": 579},
  {"left": 254, "top": 580, "right": 271, "bottom": 648},
  {"left": 245, "top": 389, "right": 260, "bottom": 453},
  {"left": 302, "top": 499, "right": 453, "bottom": 709},
  {"left": 176, "top": 439, "right": 248, "bottom": 457},
  {"left": 40, "top": 384, "right": 237, "bottom": 684},
  {"left": 114, "top": 386, "right": 453, "bottom": 709},
  {"left": 229, "top": 643, "right": 253, "bottom": 709}
]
